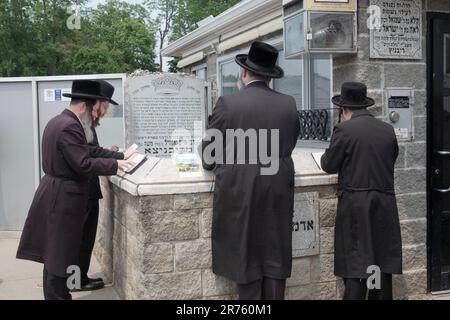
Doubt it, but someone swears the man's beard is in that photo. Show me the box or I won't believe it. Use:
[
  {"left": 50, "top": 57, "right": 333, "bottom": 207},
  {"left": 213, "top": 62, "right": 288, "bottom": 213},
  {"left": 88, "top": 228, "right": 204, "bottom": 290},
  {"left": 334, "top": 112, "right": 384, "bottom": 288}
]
[{"left": 80, "top": 110, "right": 94, "bottom": 143}]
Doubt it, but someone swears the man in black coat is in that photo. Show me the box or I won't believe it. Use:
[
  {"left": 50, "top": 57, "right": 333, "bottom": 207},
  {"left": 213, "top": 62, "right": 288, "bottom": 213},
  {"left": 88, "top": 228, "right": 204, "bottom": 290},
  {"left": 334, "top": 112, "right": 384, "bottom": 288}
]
[
  {"left": 321, "top": 82, "right": 402, "bottom": 300},
  {"left": 16, "top": 80, "right": 134, "bottom": 300},
  {"left": 202, "top": 41, "right": 300, "bottom": 300},
  {"left": 75, "top": 80, "right": 136, "bottom": 291}
]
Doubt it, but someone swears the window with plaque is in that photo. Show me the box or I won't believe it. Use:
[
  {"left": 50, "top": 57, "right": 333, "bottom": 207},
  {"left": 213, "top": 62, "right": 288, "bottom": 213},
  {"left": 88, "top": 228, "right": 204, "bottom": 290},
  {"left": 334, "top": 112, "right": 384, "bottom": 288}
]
[
  {"left": 283, "top": 9, "right": 356, "bottom": 56},
  {"left": 309, "top": 12, "right": 354, "bottom": 50}
]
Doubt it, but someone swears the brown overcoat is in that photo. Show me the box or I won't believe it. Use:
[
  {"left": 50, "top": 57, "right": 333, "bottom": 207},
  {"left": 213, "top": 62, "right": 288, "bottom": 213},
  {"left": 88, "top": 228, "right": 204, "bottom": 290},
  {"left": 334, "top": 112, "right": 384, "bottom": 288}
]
[{"left": 16, "top": 109, "right": 118, "bottom": 277}]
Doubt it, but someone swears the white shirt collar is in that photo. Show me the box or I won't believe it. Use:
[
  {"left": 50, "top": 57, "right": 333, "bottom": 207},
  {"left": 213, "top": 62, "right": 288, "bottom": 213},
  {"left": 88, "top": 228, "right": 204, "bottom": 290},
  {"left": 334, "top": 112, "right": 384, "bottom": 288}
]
[
  {"left": 66, "top": 109, "right": 84, "bottom": 128},
  {"left": 246, "top": 80, "right": 266, "bottom": 86}
]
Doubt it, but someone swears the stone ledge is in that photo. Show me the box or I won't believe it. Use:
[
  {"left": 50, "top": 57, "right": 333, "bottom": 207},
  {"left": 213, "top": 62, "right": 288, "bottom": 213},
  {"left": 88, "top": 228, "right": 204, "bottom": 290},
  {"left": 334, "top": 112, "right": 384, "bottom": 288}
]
[{"left": 109, "top": 173, "right": 338, "bottom": 196}]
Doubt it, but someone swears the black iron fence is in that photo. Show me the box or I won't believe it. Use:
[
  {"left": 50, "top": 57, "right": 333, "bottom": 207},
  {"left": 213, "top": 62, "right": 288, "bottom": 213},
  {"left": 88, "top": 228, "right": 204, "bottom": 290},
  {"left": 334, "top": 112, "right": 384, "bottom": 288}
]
[{"left": 297, "top": 108, "right": 338, "bottom": 141}]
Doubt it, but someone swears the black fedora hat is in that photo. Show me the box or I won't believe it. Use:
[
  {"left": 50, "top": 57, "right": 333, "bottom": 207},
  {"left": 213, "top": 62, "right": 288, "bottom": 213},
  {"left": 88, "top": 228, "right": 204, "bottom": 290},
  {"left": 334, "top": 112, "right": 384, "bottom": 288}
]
[
  {"left": 235, "top": 41, "right": 284, "bottom": 79},
  {"left": 331, "top": 82, "right": 375, "bottom": 108},
  {"left": 98, "top": 80, "right": 119, "bottom": 105},
  {"left": 63, "top": 80, "right": 107, "bottom": 101}
]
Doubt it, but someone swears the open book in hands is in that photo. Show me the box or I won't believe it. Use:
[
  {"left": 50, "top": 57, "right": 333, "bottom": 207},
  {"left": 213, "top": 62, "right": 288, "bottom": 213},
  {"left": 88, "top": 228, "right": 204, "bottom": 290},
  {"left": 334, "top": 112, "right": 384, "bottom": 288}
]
[
  {"left": 311, "top": 152, "right": 325, "bottom": 170},
  {"left": 123, "top": 152, "right": 147, "bottom": 174}
]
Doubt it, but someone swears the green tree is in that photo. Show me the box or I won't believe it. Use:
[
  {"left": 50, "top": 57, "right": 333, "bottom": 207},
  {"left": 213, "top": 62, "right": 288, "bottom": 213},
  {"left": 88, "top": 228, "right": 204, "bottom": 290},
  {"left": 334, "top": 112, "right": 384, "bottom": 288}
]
[
  {"left": 29, "top": 0, "right": 88, "bottom": 75},
  {"left": 84, "top": 0, "right": 158, "bottom": 73},
  {"left": 0, "top": 0, "right": 41, "bottom": 76},
  {"left": 0, "top": 0, "right": 158, "bottom": 76},
  {"left": 149, "top": 0, "right": 240, "bottom": 73},
  {"left": 171, "top": 0, "right": 240, "bottom": 41},
  {"left": 145, "top": 0, "right": 177, "bottom": 72}
]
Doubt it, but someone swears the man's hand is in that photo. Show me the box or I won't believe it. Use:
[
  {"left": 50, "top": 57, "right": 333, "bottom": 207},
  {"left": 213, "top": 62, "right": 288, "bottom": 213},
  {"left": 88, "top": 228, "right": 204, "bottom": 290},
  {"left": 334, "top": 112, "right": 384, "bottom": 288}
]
[
  {"left": 117, "top": 159, "right": 136, "bottom": 172},
  {"left": 123, "top": 147, "right": 137, "bottom": 160},
  {"left": 110, "top": 145, "right": 120, "bottom": 152}
]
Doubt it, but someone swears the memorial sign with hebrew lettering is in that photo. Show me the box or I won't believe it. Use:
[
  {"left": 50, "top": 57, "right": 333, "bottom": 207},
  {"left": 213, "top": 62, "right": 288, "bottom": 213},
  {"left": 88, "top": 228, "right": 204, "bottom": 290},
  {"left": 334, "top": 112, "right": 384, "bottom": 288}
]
[
  {"left": 124, "top": 73, "right": 206, "bottom": 157},
  {"left": 292, "top": 192, "right": 320, "bottom": 257},
  {"left": 370, "top": 0, "right": 422, "bottom": 59}
]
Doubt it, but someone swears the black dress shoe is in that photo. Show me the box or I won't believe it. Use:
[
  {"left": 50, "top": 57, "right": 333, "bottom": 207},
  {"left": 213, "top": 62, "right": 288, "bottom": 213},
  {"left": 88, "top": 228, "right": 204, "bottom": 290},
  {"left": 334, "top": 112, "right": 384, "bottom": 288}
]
[
  {"left": 85, "top": 277, "right": 103, "bottom": 283},
  {"left": 70, "top": 278, "right": 105, "bottom": 292}
]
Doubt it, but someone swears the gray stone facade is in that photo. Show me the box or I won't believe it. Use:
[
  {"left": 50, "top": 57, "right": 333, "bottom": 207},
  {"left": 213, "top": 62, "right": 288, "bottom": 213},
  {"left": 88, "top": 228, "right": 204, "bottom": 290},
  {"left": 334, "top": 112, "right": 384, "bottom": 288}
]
[
  {"left": 95, "top": 176, "right": 427, "bottom": 299},
  {"left": 95, "top": 177, "right": 346, "bottom": 299},
  {"left": 94, "top": 0, "right": 450, "bottom": 299}
]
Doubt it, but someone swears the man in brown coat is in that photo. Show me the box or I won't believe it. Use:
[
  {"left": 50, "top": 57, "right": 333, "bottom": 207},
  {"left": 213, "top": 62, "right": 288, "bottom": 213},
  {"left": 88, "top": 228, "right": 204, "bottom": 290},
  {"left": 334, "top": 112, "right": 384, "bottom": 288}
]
[
  {"left": 16, "top": 80, "right": 134, "bottom": 300},
  {"left": 75, "top": 80, "right": 135, "bottom": 292}
]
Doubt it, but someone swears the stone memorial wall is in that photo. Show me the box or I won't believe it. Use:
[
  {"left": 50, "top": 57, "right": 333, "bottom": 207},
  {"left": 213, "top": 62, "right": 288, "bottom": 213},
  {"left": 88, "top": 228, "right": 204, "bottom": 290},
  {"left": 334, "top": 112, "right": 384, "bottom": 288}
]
[
  {"left": 370, "top": 0, "right": 422, "bottom": 59},
  {"left": 124, "top": 72, "right": 206, "bottom": 157}
]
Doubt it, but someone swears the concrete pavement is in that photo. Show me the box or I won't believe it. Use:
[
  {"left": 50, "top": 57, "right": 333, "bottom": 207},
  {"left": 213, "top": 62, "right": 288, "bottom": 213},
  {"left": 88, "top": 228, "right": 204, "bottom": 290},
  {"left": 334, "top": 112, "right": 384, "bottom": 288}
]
[
  {"left": 3, "top": 231, "right": 450, "bottom": 300},
  {"left": 0, "top": 231, "right": 118, "bottom": 300}
]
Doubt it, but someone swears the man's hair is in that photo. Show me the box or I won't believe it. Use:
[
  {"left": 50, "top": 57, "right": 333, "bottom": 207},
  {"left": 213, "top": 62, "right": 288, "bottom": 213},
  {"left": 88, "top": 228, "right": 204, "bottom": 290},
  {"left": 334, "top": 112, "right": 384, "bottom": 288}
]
[
  {"left": 342, "top": 106, "right": 366, "bottom": 111},
  {"left": 246, "top": 70, "right": 271, "bottom": 82},
  {"left": 70, "top": 98, "right": 96, "bottom": 110}
]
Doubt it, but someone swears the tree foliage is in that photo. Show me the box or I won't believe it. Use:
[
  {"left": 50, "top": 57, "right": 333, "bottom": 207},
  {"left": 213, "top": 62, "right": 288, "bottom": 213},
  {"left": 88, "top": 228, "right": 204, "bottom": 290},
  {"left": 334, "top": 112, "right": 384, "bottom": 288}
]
[
  {"left": 148, "top": 0, "right": 240, "bottom": 72},
  {"left": 0, "top": 0, "right": 239, "bottom": 76},
  {"left": 171, "top": 0, "right": 240, "bottom": 41},
  {"left": 0, "top": 0, "right": 157, "bottom": 76}
]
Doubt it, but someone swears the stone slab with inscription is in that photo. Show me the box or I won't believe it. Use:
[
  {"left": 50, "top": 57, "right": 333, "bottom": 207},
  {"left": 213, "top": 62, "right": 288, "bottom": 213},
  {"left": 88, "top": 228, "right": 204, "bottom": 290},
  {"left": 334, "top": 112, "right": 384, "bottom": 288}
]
[
  {"left": 124, "top": 72, "right": 206, "bottom": 157},
  {"left": 292, "top": 192, "right": 320, "bottom": 257},
  {"left": 369, "top": 0, "right": 422, "bottom": 59}
]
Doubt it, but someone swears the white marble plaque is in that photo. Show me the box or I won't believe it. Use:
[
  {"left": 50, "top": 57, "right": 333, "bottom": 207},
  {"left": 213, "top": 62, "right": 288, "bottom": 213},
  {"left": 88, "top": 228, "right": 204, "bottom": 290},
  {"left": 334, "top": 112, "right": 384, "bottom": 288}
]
[
  {"left": 292, "top": 192, "right": 320, "bottom": 257},
  {"left": 124, "top": 73, "right": 206, "bottom": 157},
  {"left": 369, "top": 0, "right": 422, "bottom": 59}
]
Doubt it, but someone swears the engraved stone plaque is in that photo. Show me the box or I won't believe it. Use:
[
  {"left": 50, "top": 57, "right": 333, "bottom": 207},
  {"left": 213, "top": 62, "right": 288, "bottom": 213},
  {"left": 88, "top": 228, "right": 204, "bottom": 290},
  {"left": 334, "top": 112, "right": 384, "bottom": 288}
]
[
  {"left": 124, "top": 73, "right": 206, "bottom": 157},
  {"left": 292, "top": 192, "right": 320, "bottom": 257},
  {"left": 370, "top": 0, "right": 422, "bottom": 59}
]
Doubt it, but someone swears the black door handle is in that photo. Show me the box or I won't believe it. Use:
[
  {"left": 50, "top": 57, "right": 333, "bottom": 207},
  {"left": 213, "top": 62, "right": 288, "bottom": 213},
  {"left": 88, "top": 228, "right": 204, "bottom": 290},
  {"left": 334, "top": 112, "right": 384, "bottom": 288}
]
[
  {"left": 434, "top": 150, "right": 450, "bottom": 156},
  {"left": 434, "top": 187, "right": 450, "bottom": 193}
]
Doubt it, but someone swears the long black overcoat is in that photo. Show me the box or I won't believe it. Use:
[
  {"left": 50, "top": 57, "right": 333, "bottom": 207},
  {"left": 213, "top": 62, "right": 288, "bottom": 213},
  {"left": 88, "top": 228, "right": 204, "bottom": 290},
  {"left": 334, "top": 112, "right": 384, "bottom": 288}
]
[
  {"left": 202, "top": 81, "right": 300, "bottom": 284},
  {"left": 321, "top": 109, "right": 402, "bottom": 278},
  {"left": 16, "top": 109, "right": 118, "bottom": 277}
]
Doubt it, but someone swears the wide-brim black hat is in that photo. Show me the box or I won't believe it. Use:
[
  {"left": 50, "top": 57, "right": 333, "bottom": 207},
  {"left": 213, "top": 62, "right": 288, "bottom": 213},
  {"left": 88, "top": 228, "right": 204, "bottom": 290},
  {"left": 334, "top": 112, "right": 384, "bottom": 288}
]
[
  {"left": 63, "top": 80, "right": 107, "bottom": 101},
  {"left": 331, "top": 82, "right": 375, "bottom": 108},
  {"left": 97, "top": 80, "right": 119, "bottom": 105},
  {"left": 235, "top": 41, "right": 284, "bottom": 79}
]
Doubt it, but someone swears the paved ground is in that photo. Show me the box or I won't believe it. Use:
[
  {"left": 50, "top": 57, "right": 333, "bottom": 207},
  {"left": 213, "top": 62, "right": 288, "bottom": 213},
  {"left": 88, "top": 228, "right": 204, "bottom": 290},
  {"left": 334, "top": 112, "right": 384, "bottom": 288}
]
[
  {"left": 0, "top": 231, "right": 118, "bottom": 300},
  {"left": 3, "top": 231, "right": 450, "bottom": 300}
]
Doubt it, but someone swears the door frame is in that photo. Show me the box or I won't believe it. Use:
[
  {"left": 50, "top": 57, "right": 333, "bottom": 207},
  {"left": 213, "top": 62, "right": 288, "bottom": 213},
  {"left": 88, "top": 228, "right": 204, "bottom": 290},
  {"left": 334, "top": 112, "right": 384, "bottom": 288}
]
[{"left": 426, "top": 12, "right": 450, "bottom": 292}]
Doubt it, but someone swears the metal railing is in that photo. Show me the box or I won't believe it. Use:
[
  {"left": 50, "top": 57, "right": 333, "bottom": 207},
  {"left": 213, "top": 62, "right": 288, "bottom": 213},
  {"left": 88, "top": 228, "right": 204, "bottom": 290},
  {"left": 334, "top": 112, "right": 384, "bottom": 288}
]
[{"left": 297, "top": 108, "right": 336, "bottom": 141}]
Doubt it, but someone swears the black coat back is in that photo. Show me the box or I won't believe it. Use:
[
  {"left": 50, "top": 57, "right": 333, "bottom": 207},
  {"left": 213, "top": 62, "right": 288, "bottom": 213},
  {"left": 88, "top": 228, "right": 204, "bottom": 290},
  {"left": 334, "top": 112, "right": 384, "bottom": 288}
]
[
  {"left": 321, "top": 109, "right": 402, "bottom": 278},
  {"left": 202, "top": 81, "right": 300, "bottom": 283}
]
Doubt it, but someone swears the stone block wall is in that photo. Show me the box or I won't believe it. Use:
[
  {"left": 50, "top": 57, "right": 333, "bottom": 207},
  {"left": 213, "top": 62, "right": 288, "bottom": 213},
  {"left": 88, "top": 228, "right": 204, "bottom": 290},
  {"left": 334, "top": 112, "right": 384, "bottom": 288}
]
[
  {"left": 92, "top": 0, "right": 450, "bottom": 301},
  {"left": 95, "top": 177, "right": 345, "bottom": 299},
  {"left": 329, "top": 0, "right": 450, "bottom": 298}
]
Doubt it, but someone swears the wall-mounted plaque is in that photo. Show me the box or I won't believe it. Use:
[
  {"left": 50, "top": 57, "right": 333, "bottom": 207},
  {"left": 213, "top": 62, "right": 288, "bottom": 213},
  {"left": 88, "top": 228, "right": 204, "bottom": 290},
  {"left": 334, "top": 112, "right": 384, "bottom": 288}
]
[
  {"left": 315, "top": 0, "right": 348, "bottom": 2},
  {"left": 370, "top": 0, "right": 422, "bottom": 59},
  {"left": 307, "top": 0, "right": 356, "bottom": 11},
  {"left": 292, "top": 192, "right": 320, "bottom": 257}
]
